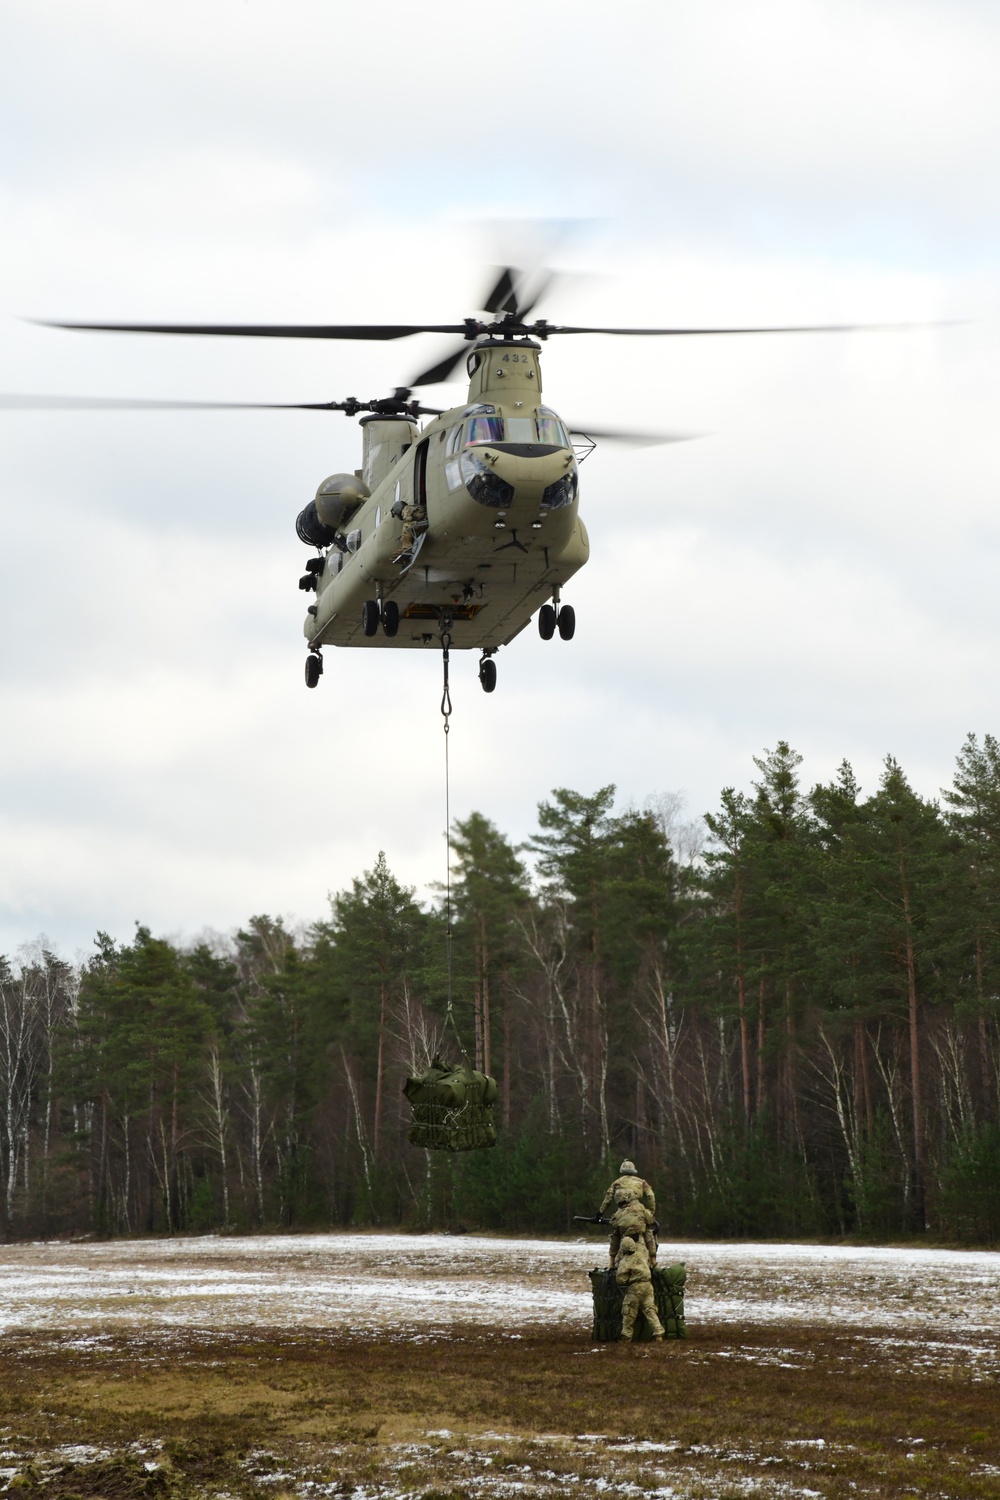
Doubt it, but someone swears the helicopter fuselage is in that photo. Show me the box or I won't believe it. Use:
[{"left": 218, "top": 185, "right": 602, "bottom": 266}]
[{"left": 301, "top": 338, "right": 588, "bottom": 654}]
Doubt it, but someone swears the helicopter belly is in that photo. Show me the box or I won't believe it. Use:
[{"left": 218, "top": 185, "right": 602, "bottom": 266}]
[{"left": 305, "top": 498, "right": 588, "bottom": 652}]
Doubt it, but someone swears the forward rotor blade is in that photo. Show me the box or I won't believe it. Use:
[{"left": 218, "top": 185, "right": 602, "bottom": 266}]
[
  {"left": 568, "top": 424, "right": 701, "bottom": 447},
  {"left": 516, "top": 269, "right": 557, "bottom": 320},
  {"left": 408, "top": 342, "right": 469, "bottom": 387},
  {"left": 482, "top": 267, "right": 519, "bottom": 316},
  {"left": 546, "top": 321, "right": 954, "bottom": 336},
  {"left": 33, "top": 319, "right": 469, "bottom": 340},
  {"left": 481, "top": 264, "right": 559, "bottom": 321}
]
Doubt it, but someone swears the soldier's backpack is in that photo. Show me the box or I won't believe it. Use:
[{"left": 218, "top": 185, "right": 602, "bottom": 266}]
[{"left": 403, "top": 1055, "right": 498, "bottom": 1152}]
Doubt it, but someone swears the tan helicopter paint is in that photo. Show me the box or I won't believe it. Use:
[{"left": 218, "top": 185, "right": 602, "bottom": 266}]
[{"left": 304, "top": 341, "right": 589, "bottom": 653}]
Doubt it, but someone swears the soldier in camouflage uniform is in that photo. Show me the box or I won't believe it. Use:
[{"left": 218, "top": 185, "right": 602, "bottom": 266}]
[
  {"left": 391, "top": 500, "right": 428, "bottom": 566},
  {"left": 599, "top": 1159, "right": 657, "bottom": 1266},
  {"left": 615, "top": 1234, "right": 664, "bottom": 1342}
]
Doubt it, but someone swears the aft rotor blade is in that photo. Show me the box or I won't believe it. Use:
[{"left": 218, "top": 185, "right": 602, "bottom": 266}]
[
  {"left": 0, "top": 393, "right": 447, "bottom": 418},
  {"left": 0, "top": 393, "right": 360, "bottom": 411},
  {"left": 568, "top": 424, "right": 701, "bottom": 447},
  {"left": 408, "top": 342, "right": 469, "bottom": 387},
  {"left": 33, "top": 319, "right": 469, "bottom": 340}
]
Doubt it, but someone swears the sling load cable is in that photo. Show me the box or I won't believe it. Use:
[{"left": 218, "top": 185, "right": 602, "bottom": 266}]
[
  {"left": 400, "top": 625, "right": 499, "bottom": 1152},
  {"left": 438, "top": 625, "right": 466, "bottom": 1058}
]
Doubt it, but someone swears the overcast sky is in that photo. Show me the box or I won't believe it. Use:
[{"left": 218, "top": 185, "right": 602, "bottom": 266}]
[{"left": 2, "top": 0, "right": 999, "bottom": 959}]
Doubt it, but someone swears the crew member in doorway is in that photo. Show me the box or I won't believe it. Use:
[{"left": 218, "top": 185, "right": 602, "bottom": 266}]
[{"left": 391, "top": 497, "right": 427, "bottom": 566}]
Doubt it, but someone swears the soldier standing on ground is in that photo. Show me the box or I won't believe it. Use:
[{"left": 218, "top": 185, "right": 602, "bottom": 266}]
[
  {"left": 614, "top": 1234, "right": 665, "bottom": 1344},
  {"left": 599, "top": 1158, "right": 657, "bottom": 1266}
]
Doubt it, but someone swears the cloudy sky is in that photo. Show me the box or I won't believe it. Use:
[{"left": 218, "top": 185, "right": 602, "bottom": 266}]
[{"left": 2, "top": 0, "right": 999, "bottom": 958}]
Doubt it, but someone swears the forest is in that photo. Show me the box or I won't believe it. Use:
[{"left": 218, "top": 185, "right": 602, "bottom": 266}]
[{"left": 2, "top": 734, "right": 1000, "bottom": 1246}]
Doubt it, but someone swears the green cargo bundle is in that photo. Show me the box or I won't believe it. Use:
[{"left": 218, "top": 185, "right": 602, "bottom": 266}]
[
  {"left": 589, "top": 1264, "right": 687, "bottom": 1341},
  {"left": 403, "top": 1056, "right": 498, "bottom": 1152}
]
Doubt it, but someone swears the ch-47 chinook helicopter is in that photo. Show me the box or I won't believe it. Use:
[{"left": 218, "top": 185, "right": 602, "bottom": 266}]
[{"left": 19, "top": 268, "right": 926, "bottom": 692}]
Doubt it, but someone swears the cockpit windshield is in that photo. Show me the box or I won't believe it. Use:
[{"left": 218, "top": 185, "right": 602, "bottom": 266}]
[
  {"left": 466, "top": 415, "right": 505, "bottom": 444},
  {"left": 453, "top": 404, "right": 571, "bottom": 449},
  {"left": 537, "top": 408, "right": 571, "bottom": 447}
]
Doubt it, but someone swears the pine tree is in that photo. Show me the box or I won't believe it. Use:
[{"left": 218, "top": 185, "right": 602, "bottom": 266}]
[
  {"left": 450, "top": 812, "right": 528, "bottom": 1113},
  {"left": 942, "top": 732, "right": 1000, "bottom": 1119},
  {"left": 854, "top": 760, "right": 956, "bottom": 1231}
]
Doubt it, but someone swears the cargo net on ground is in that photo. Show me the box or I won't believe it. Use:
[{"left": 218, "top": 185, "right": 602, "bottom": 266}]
[
  {"left": 404, "top": 1056, "right": 498, "bottom": 1151},
  {"left": 589, "top": 1265, "right": 687, "bottom": 1341}
]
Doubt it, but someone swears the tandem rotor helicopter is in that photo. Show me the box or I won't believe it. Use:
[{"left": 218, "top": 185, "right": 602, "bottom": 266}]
[{"left": 14, "top": 267, "right": 931, "bottom": 693}]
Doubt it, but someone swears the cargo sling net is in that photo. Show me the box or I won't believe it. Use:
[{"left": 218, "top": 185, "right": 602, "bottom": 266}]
[
  {"left": 403, "top": 633, "right": 498, "bottom": 1152},
  {"left": 404, "top": 1056, "right": 498, "bottom": 1152},
  {"left": 589, "top": 1264, "right": 687, "bottom": 1341}
]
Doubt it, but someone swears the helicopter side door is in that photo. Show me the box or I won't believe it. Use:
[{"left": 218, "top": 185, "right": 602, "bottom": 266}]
[{"left": 414, "top": 438, "right": 428, "bottom": 509}]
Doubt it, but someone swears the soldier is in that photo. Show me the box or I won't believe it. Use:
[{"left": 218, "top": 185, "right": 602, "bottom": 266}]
[
  {"left": 614, "top": 1233, "right": 664, "bottom": 1344},
  {"left": 609, "top": 1199, "right": 657, "bottom": 1266},
  {"left": 391, "top": 498, "right": 428, "bottom": 566},
  {"left": 599, "top": 1158, "right": 657, "bottom": 1266}
]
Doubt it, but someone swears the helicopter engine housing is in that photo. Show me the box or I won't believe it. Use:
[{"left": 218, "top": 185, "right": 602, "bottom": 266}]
[
  {"left": 361, "top": 415, "right": 418, "bottom": 493},
  {"left": 314, "top": 472, "right": 369, "bottom": 529}
]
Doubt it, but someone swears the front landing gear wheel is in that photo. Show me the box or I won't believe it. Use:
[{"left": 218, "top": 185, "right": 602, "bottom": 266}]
[
  {"left": 538, "top": 603, "right": 556, "bottom": 640},
  {"left": 361, "top": 599, "right": 380, "bottom": 637},
  {"left": 557, "top": 604, "right": 576, "bottom": 640},
  {"left": 382, "top": 599, "right": 400, "bottom": 637},
  {"left": 304, "top": 653, "right": 323, "bottom": 689},
  {"left": 479, "top": 656, "right": 497, "bottom": 693}
]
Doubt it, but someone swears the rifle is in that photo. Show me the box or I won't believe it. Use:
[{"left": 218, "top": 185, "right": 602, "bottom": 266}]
[{"left": 573, "top": 1213, "right": 611, "bottom": 1227}]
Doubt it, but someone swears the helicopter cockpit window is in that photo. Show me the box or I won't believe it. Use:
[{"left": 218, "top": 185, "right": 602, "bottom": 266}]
[
  {"left": 465, "top": 415, "right": 504, "bottom": 444},
  {"left": 504, "top": 417, "right": 535, "bottom": 443},
  {"left": 537, "top": 410, "right": 571, "bottom": 447},
  {"left": 446, "top": 424, "right": 464, "bottom": 456}
]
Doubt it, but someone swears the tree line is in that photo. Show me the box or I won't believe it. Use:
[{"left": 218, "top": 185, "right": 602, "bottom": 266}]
[{"left": 2, "top": 733, "right": 1000, "bottom": 1245}]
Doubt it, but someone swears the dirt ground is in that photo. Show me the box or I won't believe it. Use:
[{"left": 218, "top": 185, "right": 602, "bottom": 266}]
[{"left": 1, "top": 1235, "right": 998, "bottom": 1499}]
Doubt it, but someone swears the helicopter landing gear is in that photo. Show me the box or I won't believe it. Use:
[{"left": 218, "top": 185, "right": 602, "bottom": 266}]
[
  {"left": 304, "top": 652, "right": 323, "bottom": 689},
  {"left": 539, "top": 595, "right": 575, "bottom": 641},
  {"left": 479, "top": 654, "right": 497, "bottom": 693},
  {"left": 361, "top": 599, "right": 380, "bottom": 637},
  {"left": 382, "top": 599, "right": 400, "bottom": 637}
]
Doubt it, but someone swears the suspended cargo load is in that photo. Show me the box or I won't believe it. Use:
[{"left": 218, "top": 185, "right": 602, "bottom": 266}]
[
  {"left": 404, "top": 1055, "right": 498, "bottom": 1152},
  {"left": 588, "top": 1264, "right": 687, "bottom": 1341}
]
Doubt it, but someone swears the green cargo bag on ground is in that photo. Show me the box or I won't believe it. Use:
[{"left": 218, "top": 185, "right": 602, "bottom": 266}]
[
  {"left": 404, "top": 1056, "right": 498, "bottom": 1151},
  {"left": 589, "top": 1264, "right": 687, "bottom": 1341}
]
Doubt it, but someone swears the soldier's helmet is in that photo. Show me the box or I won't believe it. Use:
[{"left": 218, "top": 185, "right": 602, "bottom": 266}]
[
  {"left": 619, "top": 1159, "right": 637, "bottom": 1175},
  {"left": 620, "top": 1235, "right": 637, "bottom": 1251}
]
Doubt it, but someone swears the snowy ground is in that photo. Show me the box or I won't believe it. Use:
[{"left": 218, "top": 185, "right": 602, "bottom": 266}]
[
  {"left": 0, "top": 1231, "right": 997, "bottom": 1340},
  {"left": 3, "top": 1235, "right": 999, "bottom": 1500}
]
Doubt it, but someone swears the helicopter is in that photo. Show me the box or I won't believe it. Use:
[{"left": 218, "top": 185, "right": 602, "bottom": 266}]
[{"left": 14, "top": 268, "right": 930, "bottom": 693}]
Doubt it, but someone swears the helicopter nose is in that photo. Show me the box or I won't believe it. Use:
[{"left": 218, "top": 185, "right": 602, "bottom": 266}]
[{"left": 476, "top": 443, "right": 574, "bottom": 499}]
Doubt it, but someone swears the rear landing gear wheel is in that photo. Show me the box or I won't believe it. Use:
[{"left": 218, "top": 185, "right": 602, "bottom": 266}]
[
  {"left": 362, "top": 599, "right": 380, "bottom": 637},
  {"left": 304, "top": 653, "right": 323, "bottom": 689},
  {"left": 479, "top": 656, "right": 497, "bottom": 693},
  {"left": 538, "top": 603, "right": 556, "bottom": 640},
  {"left": 382, "top": 599, "right": 400, "bottom": 637},
  {"left": 557, "top": 604, "right": 576, "bottom": 640}
]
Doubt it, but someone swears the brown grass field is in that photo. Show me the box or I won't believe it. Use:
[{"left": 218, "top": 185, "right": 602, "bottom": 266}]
[{"left": 2, "top": 1317, "right": 999, "bottom": 1500}]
